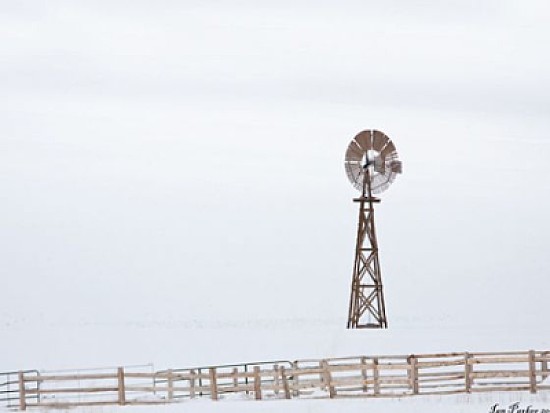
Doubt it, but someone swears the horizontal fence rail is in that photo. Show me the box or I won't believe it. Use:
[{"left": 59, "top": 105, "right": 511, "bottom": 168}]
[{"left": 4, "top": 350, "right": 549, "bottom": 410}]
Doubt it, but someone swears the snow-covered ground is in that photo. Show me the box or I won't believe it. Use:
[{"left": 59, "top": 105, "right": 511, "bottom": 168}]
[
  {"left": 1, "top": 316, "right": 549, "bottom": 412},
  {"left": 17, "top": 393, "right": 550, "bottom": 413}
]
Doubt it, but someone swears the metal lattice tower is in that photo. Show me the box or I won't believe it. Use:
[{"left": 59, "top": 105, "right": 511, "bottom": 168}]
[{"left": 344, "top": 130, "right": 402, "bottom": 329}]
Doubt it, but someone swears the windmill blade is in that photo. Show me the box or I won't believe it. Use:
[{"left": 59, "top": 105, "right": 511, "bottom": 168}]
[
  {"left": 354, "top": 130, "right": 372, "bottom": 151},
  {"left": 344, "top": 162, "right": 356, "bottom": 181},
  {"left": 374, "top": 156, "right": 385, "bottom": 174},
  {"left": 345, "top": 141, "right": 364, "bottom": 162},
  {"left": 345, "top": 162, "right": 363, "bottom": 190},
  {"left": 380, "top": 141, "right": 396, "bottom": 160},
  {"left": 372, "top": 130, "right": 388, "bottom": 152},
  {"left": 345, "top": 162, "right": 361, "bottom": 177},
  {"left": 371, "top": 169, "right": 393, "bottom": 193}
]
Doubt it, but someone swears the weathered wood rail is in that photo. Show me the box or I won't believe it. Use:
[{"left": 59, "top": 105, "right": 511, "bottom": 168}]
[{"left": 8, "top": 350, "right": 550, "bottom": 410}]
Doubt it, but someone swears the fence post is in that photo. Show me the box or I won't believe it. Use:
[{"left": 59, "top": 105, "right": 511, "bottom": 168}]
[
  {"left": 281, "top": 367, "right": 291, "bottom": 399},
  {"left": 244, "top": 365, "right": 249, "bottom": 395},
  {"left": 18, "top": 371, "right": 26, "bottom": 411},
  {"left": 321, "top": 360, "right": 335, "bottom": 398},
  {"left": 528, "top": 350, "right": 537, "bottom": 394},
  {"left": 36, "top": 372, "right": 41, "bottom": 405},
  {"left": 542, "top": 351, "right": 549, "bottom": 380},
  {"left": 408, "top": 355, "right": 418, "bottom": 395},
  {"left": 117, "top": 367, "right": 126, "bottom": 406},
  {"left": 292, "top": 361, "right": 300, "bottom": 397},
  {"left": 360, "top": 357, "right": 368, "bottom": 392},
  {"left": 232, "top": 368, "right": 238, "bottom": 389},
  {"left": 198, "top": 368, "right": 203, "bottom": 397},
  {"left": 209, "top": 368, "right": 218, "bottom": 400},
  {"left": 189, "top": 369, "right": 196, "bottom": 399},
  {"left": 373, "top": 358, "right": 380, "bottom": 396},
  {"left": 319, "top": 360, "right": 325, "bottom": 391},
  {"left": 167, "top": 369, "right": 174, "bottom": 401},
  {"left": 273, "top": 365, "right": 280, "bottom": 395},
  {"left": 253, "top": 366, "right": 262, "bottom": 400},
  {"left": 464, "top": 352, "right": 472, "bottom": 393}
]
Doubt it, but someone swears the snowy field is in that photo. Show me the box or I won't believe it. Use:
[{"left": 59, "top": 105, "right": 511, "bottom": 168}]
[
  {"left": 2, "top": 317, "right": 549, "bottom": 412},
  {"left": 2, "top": 317, "right": 550, "bottom": 372},
  {"left": 14, "top": 393, "right": 550, "bottom": 413}
]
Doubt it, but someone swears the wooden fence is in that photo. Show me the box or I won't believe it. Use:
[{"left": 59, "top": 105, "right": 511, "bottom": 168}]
[{"left": 10, "top": 350, "right": 550, "bottom": 410}]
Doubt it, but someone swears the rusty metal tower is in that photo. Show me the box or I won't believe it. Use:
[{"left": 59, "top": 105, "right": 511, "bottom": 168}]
[{"left": 344, "top": 130, "right": 402, "bottom": 329}]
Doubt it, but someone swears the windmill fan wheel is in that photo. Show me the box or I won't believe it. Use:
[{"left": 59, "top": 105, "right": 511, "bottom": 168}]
[{"left": 344, "top": 130, "right": 402, "bottom": 194}]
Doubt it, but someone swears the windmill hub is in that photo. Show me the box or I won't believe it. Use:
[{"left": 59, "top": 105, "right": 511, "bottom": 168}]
[{"left": 363, "top": 151, "right": 375, "bottom": 167}]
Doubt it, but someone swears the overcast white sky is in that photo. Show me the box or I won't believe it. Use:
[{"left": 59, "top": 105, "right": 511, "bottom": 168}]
[{"left": 1, "top": 1, "right": 549, "bottom": 329}]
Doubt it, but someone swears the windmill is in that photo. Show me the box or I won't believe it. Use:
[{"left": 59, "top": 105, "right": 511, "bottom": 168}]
[{"left": 344, "top": 130, "right": 402, "bottom": 329}]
